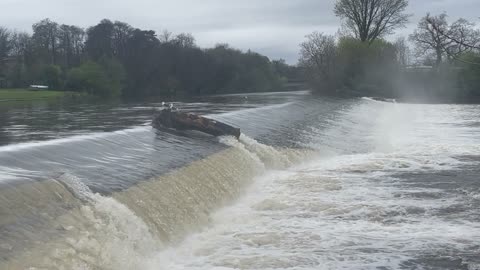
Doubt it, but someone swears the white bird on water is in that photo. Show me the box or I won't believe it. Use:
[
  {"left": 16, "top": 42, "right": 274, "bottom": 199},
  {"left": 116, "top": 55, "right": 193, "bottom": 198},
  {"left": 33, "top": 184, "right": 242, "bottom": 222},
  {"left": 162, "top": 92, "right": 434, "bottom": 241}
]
[{"left": 160, "top": 101, "right": 177, "bottom": 111}]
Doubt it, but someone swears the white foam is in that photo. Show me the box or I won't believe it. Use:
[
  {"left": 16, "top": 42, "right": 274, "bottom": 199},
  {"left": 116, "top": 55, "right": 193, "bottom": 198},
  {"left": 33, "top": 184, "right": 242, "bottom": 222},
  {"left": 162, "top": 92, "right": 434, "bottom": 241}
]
[
  {"left": 0, "top": 126, "right": 150, "bottom": 153},
  {"left": 144, "top": 102, "right": 480, "bottom": 269},
  {"left": 36, "top": 173, "right": 162, "bottom": 270},
  {"left": 208, "top": 102, "right": 293, "bottom": 119}
]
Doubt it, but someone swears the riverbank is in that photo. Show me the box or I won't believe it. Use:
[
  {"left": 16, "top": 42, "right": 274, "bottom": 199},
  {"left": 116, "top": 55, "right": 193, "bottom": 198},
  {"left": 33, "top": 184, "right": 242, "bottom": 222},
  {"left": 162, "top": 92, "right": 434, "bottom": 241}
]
[{"left": 0, "top": 89, "right": 83, "bottom": 102}]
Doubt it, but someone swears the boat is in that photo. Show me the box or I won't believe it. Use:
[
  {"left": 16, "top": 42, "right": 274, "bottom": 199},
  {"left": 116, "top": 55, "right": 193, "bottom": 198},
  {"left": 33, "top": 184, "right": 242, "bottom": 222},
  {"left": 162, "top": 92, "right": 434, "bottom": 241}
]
[{"left": 152, "top": 109, "right": 241, "bottom": 139}]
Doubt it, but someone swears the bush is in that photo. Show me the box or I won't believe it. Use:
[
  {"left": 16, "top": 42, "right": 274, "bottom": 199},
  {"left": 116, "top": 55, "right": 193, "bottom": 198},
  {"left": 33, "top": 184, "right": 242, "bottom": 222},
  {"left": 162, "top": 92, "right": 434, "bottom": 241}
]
[
  {"left": 459, "top": 53, "right": 480, "bottom": 100},
  {"left": 66, "top": 59, "right": 125, "bottom": 97},
  {"left": 43, "top": 65, "right": 62, "bottom": 90},
  {"left": 300, "top": 34, "right": 401, "bottom": 97}
]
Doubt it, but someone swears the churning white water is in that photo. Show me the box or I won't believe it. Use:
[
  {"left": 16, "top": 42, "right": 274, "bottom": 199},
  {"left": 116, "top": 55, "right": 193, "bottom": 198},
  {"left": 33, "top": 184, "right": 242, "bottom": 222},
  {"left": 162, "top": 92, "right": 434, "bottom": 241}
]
[
  {"left": 1, "top": 96, "right": 480, "bottom": 270},
  {"left": 143, "top": 101, "right": 480, "bottom": 270}
]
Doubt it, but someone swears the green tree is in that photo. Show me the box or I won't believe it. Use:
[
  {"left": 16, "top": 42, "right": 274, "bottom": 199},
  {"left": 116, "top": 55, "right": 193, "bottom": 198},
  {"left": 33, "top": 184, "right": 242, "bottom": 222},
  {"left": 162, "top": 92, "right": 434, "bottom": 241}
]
[
  {"left": 0, "top": 27, "right": 11, "bottom": 87},
  {"left": 32, "top": 19, "right": 59, "bottom": 65},
  {"left": 66, "top": 60, "right": 125, "bottom": 97},
  {"left": 459, "top": 53, "right": 480, "bottom": 99},
  {"left": 42, "top": 64, "right": 61, "bottom": 89},
  {"left": 85, "top": 19, "right": 115, "bottom": 61},
  {"left": 337, "top": 37, "right": 399, "bottom": 96}
]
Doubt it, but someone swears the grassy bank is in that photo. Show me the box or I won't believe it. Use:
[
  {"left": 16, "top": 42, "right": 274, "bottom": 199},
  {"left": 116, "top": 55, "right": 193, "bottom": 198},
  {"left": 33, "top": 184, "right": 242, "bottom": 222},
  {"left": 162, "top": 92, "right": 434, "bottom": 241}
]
[{"left": 0, "top": 89, "right": 75, "bottom": 102}]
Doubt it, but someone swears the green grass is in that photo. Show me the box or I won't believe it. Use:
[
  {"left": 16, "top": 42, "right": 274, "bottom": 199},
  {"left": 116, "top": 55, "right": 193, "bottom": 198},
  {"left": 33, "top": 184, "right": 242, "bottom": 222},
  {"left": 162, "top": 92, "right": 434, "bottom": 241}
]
[{"left": 0, "top": 89, "right": 69, "bottom": 101}]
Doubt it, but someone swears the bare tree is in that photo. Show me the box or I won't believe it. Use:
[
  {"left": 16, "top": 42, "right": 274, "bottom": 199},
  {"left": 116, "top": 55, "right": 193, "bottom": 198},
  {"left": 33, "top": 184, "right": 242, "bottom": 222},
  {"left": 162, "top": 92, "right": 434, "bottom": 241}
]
[
  {"left": 159, "top": 30, "right": 173, "bottom": 43},
  {"left": 299, "top": 32, "right": 338, "bottom": 91},
  {"left": 334, "top": 0, "right": 410, "bottom": 44},
  {"left": 410, "top": 13, "right": 480, "bottom": 67},
  {"left": 174, "top": 33, "right": 196, "bottom": 48},
  {"left": 428, "top": 16, "right": 480, "bottom": 52},
  {"left": 410, "top": 13, "right": 450, "bottom": 67},
  {"left": 394, "top": 36, "right": 409, "bottom": 66}
]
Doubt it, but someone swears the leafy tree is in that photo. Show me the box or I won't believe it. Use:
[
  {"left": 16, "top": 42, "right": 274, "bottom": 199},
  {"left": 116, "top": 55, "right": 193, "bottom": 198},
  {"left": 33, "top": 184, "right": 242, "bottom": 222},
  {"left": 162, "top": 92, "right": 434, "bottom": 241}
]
[
  {"left": 58, "top": 24, "right": 85, "bottom": 68},
  {"left": 85, "top": 19, "right": 115, "bottom": 60},
  {"left": 123, "top": 29, "right": 161, "bottom": 96},
  {"left": 112, "top": 21, "right": 134, "bottom": 61},
  {"left": 66, "top": 60, "right": 124, "bottom": 97},
  {"left": 42, "top": 64, "right": 62, "bottom": 89},
  {"left": 7, "top": 31, "right": 33, "bottom": 87},
  {"left": 1, "top": 18, "right": 291, "bottom": 97},
  {"left": 32, "top": 19, "right": 59, "bottom": 65},
  {"left": 458, "top": 53, "right": 480, "bottom": 99},
  {"left": 299, "top": 32, "right": 400, "bottom": 96}
]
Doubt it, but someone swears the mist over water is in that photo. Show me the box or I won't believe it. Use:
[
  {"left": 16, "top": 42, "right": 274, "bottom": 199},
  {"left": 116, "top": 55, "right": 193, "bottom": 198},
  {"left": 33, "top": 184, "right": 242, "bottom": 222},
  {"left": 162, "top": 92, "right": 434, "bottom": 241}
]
[{"left": 1, "top": 91, "right": 479, "bottom": 269}]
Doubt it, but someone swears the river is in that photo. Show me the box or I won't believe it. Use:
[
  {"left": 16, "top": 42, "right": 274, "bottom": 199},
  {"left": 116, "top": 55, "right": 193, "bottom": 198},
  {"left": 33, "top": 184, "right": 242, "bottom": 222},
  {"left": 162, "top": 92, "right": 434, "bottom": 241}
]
[{"left": 0, "top": 91, "right": 479, "bottom": 269}]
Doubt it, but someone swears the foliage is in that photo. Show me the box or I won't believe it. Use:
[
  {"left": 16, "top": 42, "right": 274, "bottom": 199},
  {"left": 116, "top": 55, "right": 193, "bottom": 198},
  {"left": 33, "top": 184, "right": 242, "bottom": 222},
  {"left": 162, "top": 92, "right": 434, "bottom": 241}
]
[
  {"left": 0, "top": 18, "right": 292, "bottom": 98},
  {"left": 458, "top": 53, "right": 480, "bottom": 99},
  {"left": 66, "top": 60, "right": 124, "bottom": 97},
  {"left": 299, "top": 33, "right": 400, "bottom": 97},
  {"left": 42, "top": 64, "right": 62, "bottom": 90}
]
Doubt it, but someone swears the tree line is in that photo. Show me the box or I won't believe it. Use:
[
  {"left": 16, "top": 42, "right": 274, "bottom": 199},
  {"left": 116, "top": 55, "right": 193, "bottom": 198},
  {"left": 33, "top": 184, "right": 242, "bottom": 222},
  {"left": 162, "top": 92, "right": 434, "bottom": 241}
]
[
  {"left": 300, "top": 0, "right": 480, "bottom": 102},
  {"left": 0, "top": 19, "right": 298, "bottom": 98}
]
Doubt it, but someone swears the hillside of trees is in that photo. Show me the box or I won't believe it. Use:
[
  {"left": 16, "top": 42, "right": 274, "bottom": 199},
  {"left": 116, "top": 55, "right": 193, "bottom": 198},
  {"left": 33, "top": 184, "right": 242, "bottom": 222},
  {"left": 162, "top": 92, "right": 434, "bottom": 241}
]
[
  {"left": 0, "top": 19, "right": 299, "bottom": 98},
  {"left": 299, "top": 0, "right": 480, "bottom": 103}
]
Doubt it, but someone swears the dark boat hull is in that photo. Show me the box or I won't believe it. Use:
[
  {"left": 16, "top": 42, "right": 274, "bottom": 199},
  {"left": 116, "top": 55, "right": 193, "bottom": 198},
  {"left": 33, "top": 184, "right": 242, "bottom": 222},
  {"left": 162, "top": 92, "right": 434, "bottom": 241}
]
[{"left": 152, "top": 109, "right": 241, "bottom": 139}]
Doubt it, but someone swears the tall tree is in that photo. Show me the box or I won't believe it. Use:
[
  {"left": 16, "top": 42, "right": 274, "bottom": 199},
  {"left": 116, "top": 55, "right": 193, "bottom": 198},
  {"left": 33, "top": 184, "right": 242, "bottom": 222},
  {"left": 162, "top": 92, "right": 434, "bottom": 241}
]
[
  {"left": 0, "top": 27, "right": 11, "bottom": 86},
  {"left": 394, "top": 36, "right": 409, "bottom": 66},
  {"left": 173, "top": 33, "right": 196, "bottom": 48},
  {"left": 58, "top": 25, "right": 85, "bottom": 68},
  {"left": 32, "top": 19, "right": 59, "bottom": 64},
  {"left": 85, "top": 19, "right": 115, "bottom": 60},
  {"left": 9, "top": 31, "right": 31, "bottom": 60},
  {"left": 334, "top": 0, "right": 410, "bottom": 44},
  {"left": 7, "top": 31, "right": 33, "bottom": 87},
  {"left": 123, "top": 29, "right": 160, "bottom": 95},
  {"left": 0, "top": 27, "right": 10, "bottom": 60},
  {"left": 112, "top": 21, "right": 134, "bottom": 61}
]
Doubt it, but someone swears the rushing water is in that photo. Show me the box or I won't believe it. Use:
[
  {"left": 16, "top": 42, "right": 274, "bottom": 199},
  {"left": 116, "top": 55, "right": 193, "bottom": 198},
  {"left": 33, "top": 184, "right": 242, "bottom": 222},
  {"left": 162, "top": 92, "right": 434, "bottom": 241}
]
[{"left": 0, "top": 91, "right": 479, "bottom": 270}]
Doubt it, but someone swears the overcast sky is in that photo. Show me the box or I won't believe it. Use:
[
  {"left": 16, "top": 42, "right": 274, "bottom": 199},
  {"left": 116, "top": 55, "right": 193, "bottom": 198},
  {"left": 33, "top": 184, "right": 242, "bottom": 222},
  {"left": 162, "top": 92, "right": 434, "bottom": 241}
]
[{"left": 1, "top": 0, "right": 479, "bottom": 63}]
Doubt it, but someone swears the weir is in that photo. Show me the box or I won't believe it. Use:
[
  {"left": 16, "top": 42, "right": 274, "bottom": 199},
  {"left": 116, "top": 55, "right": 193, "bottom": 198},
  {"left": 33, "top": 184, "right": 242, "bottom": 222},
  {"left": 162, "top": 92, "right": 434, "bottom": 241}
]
[{"left": 0, "top": 135, "right": 311, "bottom": 269}]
